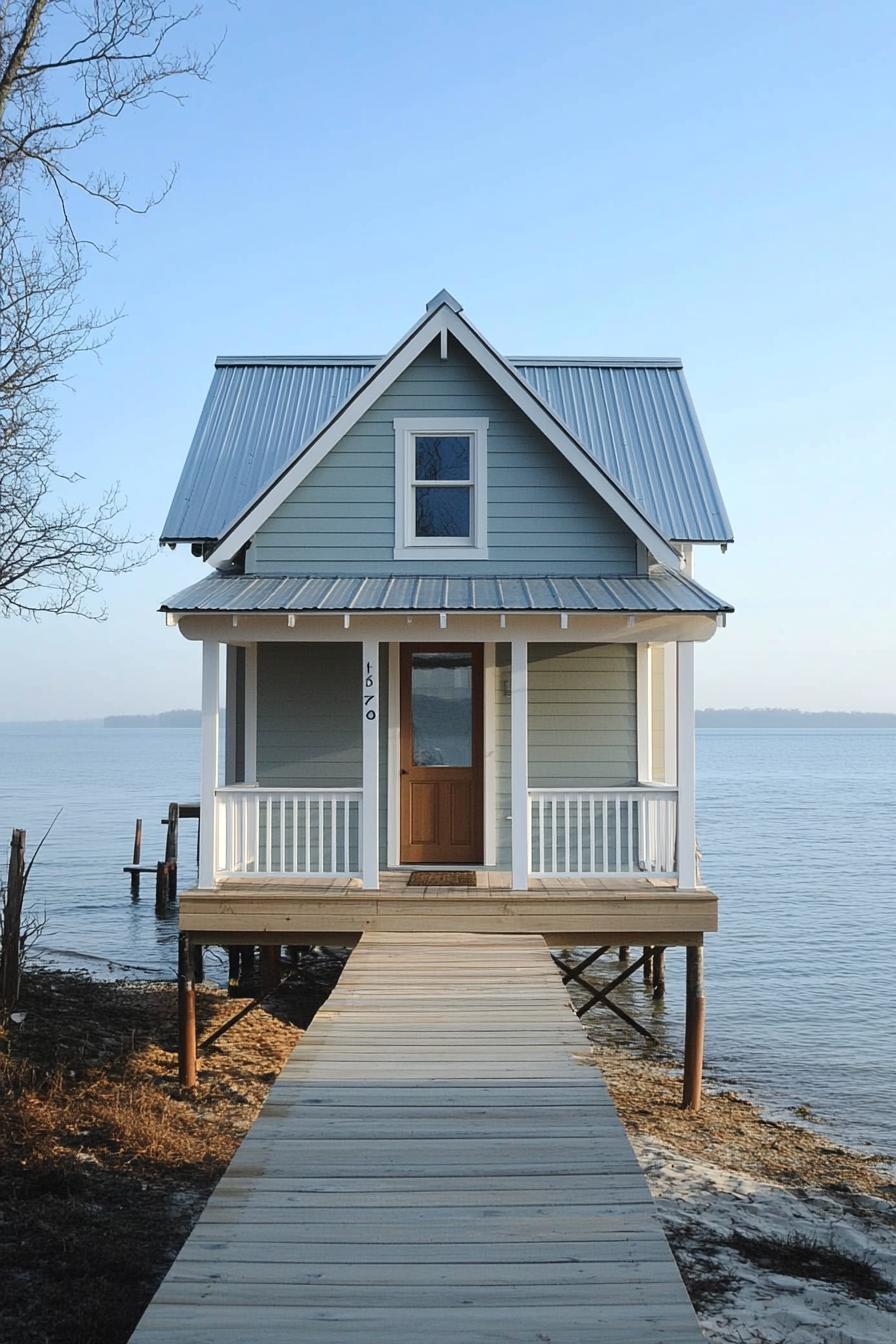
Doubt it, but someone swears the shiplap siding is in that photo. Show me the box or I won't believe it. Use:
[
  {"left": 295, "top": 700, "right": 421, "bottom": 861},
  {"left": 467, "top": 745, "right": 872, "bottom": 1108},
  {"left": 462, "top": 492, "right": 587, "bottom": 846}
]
[
  {"left": 224, "top": 645, "right": 246, "bottom": 784},
  {"left": 247, "top": 341, "right": 639, "bottom": 576},
  {"left": 255, "top": 642, "right": 389, "bottom": 864},
  {"left": 495, "top": 642, "right": 636, "bottom": 868}
]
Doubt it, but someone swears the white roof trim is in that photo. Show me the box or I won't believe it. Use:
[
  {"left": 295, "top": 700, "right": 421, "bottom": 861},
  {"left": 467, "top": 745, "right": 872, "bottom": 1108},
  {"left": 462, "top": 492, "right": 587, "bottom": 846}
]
[{"left": 206, "top": 301, "right": 681, "bottom": 570}]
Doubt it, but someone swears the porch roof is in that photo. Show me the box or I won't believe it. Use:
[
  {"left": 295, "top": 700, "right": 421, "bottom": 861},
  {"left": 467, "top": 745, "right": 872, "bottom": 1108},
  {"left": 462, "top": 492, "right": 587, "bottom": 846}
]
[{"left": 160, "top": 569, "right": 733, "bottom": 615}]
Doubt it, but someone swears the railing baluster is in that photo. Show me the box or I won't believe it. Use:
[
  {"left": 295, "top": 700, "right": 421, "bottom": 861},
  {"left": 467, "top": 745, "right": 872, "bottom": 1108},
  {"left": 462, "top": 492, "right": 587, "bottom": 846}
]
[
  {"left": 317, "top": 796, "right": 324, "bottom": 874},
  {"left": 577, "top": 797, "right": 583, "bottom": 873},
  {"left": 627, "top": 794, "right": 634, "bottom": 873},
  {"left": 601, "top": 799, "right": 609, "bottom": 874},
  {"left": 342, "top": 798, "right": 349, "bottom": 875},
  {"left": 279, "top": 795, "right": 286, "bottom": 874},
  {"left": 265, "top": 796, "right": 272, "bottom": 874},
  {"left": 562, "top": 797, "right": 569, "bottom": 873},
  {"left": 550, "top": 798, "right": 557, "bottom": 875}
]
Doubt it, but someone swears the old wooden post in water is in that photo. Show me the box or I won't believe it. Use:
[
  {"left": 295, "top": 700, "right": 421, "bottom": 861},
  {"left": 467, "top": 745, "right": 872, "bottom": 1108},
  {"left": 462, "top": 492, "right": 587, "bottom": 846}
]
[{"left": 1, "top": 829, "right": 26, "bottom": 1016}]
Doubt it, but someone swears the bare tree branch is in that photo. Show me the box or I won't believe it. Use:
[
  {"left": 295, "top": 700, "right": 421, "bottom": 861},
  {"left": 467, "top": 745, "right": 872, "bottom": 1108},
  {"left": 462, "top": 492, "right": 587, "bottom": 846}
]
[{"left": 0, "top": 1, "right": 218, "bottom": 619}]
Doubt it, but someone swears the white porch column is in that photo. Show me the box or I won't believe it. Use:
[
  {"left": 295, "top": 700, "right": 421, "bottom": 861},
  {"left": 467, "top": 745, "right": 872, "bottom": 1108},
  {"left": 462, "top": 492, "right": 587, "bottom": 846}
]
[
  {"left": 663, "top": 642, "right": 678, "bottom": 785},
  {"left": 244, "top": 643, "right": 257, "bottom": 785},
  {"left": 676, "top": 641, "right": 697, "bottom": 888},
  {"left": 361, "top": 639, "right": 380, "bottom": 890},
  {"left": 199, "top": 639, "right": 220, "bottom": 889},
  {"left": 636, "top": 644, "right": 652, "bottom": 782},
  {"left": 510, "top": 637, "right": 529, "bottom": 891}
]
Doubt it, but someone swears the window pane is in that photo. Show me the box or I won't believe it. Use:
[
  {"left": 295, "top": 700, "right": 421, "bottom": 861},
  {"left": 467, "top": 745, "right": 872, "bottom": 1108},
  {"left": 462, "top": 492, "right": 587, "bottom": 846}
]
[
  {"left": 415, "top": 435, "right": 470, "bottom": 481},
  {"left": 411, "top": 653, "right": 473, "bottom": 767},
  {"left": 415, "top": 486, "right": 471, "bottom": 538}
]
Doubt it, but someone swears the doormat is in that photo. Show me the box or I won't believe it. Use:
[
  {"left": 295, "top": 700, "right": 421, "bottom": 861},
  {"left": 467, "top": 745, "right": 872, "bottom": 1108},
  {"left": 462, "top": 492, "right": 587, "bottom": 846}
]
[{"left": 407, "top": 871, "right": 478, "bottom": 887}]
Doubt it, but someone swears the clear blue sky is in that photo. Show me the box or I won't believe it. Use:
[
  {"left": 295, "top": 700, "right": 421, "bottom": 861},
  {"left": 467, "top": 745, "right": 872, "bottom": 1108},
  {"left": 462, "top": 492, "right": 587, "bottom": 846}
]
[{"left": 3, "top": 0, "right": 894, "bottom": 718}]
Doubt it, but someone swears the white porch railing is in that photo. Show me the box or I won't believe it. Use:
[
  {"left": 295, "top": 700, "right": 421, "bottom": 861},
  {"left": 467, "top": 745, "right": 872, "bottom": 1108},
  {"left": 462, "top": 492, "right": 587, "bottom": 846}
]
[
  {"left": 215, "top": 786, "right": 363, "bottom": 878},
  {"left": 528, "top": 787, "right": 678, "bottom": 878}
]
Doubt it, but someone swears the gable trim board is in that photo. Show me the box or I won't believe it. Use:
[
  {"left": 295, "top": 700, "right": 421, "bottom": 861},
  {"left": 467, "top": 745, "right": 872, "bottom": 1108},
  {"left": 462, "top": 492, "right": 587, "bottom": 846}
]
[{"left": 205, "top": 302, "right": 682, "bottom": 571}]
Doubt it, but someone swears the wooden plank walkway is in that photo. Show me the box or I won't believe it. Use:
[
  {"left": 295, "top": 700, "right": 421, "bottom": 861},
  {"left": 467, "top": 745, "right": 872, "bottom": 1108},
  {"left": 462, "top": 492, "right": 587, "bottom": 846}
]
[{"left": 130, "top": 933, "right": 703, "bottom": 1343}]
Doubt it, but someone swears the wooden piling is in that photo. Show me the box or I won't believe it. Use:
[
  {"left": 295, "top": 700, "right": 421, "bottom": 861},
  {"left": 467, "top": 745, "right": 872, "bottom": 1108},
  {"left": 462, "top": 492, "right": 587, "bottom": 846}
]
[
  {"left": 652, "top": 946, "right": 666, "bottom": 999},
  {"left": 227, "top": 947, "right": 241, "bottom": 997},
  {"left": 617, "top": 946, "right": 629, "bottom": 963},
  {"left": 154, "top": 861, "right": 169, "bottom": 917},
  {"left": 130, "top": 819, "right": 143, "bottom": 896},
  {"left": 191, "top": 943, "right": 204, "bottom": 983},
  {"left": 164, "top": 803, "right": 179, "bottom": 901},
  {"left": 177, "top": 933, "right": 197, "bottom": 1090},
  {"left": 260, "top": 944, "right": 282, "bottom": 996},
  {"left": 682, "top": 944, "right": 705, "bottom": 1111},
  {"left": 642, "top": 946, "right": 653, "bottom": 984}
]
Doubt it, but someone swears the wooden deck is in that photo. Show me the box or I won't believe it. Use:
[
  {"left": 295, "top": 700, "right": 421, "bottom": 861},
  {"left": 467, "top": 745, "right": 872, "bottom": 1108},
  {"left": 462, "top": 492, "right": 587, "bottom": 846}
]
[
  {"left": 180, "top": 871, "right": 717, "bottom": 945},
  {"left": 130, "top": 932, "right": 703, "bottom": 1343}
]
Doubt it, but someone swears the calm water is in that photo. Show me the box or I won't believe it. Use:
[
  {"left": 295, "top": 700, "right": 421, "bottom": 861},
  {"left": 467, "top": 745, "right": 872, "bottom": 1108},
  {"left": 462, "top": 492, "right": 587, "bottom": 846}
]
[{"left": 1, "top": 725, "right": 893, "bottom": 1153}]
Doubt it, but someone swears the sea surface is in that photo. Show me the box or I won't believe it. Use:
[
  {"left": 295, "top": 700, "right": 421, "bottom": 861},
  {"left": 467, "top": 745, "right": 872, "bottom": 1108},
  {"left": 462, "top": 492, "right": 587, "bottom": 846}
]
[{"left": 1, "top": 723, "right": 894, "bottom": 1154}]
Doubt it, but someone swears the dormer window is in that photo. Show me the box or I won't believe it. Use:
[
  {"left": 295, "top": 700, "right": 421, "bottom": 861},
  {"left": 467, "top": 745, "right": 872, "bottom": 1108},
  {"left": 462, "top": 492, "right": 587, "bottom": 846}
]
[{"left": 394, "top": 417, "right": 488, "bottom": 560}]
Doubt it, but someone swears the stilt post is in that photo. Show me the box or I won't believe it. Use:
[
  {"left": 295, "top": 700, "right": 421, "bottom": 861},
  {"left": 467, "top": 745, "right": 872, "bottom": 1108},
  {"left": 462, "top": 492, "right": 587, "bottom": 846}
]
[
  {"left": 617, "top": 946, "right": 629, "bottom": 963},
  {"left": 177, "top": 933, "right": 197, "bottom": 1089},
  {"left": 227, "top": 947, "right": 241, "bottom": 996},
  {"left": 191, "top": 942, "right": 204, "bottom": 983},
  {"left": 682, "top": 944, "right": 705, "bottom": 1110},
  {"left": 652, "top": 946, "right": 666, "bottom": 999},
  {"left": 642, "top": 946, "right": 653, "bottom": 983},
  {"left": 260, "top": 944, "right": 281, "bottom": 995}
]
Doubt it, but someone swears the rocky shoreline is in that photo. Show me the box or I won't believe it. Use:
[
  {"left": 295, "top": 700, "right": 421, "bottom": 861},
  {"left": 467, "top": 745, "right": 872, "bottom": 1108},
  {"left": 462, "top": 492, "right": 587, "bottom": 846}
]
[{"left": 1, "top": 964, "right": 893, "bottom": 1343}]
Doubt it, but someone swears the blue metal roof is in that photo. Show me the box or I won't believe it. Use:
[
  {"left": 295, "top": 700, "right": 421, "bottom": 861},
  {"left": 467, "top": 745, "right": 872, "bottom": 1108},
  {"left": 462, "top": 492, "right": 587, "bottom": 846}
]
[
  {"left": 161, "top": 570, "right": 733, "bottom": 615},
  {"left": 161, "top": 356, "right": 732, "bottom": 546}
]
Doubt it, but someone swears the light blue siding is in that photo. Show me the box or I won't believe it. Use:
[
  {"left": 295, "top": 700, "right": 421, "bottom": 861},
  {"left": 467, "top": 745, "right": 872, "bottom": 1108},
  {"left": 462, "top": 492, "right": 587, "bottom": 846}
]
[
  {"left": 255, "top": 642, "right": 389, "bottom": 865},
  {"left": 494, "top": 642, "right": 636, "bottom": 868},
  {"left": 257, "top": 643, "right": 362, "bottom": 787},
  {"left": 248, "top": 341, "right": 639, "bottom": 577}
]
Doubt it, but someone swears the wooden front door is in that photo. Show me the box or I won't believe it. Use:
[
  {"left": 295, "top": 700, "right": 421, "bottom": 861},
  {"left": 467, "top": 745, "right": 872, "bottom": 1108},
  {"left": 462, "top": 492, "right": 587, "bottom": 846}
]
[{"left": 400, "top": 645, "right": 483, "bottom": 865}]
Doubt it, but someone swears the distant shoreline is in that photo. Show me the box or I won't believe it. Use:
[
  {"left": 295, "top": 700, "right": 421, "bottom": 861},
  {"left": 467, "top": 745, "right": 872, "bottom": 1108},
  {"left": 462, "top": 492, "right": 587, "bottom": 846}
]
[
  {"left": 695, "top": 709, "right": 896, "bottom": 733},
  {"left": 2, "top": 707, "right": 895, "bottom": 732}
]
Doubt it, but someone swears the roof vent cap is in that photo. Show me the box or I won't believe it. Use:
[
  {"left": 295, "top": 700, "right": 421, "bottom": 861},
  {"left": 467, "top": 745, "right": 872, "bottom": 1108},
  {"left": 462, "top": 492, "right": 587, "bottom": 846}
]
[{"left": 425, "top": 289, "right": 463, "bottom": 314}]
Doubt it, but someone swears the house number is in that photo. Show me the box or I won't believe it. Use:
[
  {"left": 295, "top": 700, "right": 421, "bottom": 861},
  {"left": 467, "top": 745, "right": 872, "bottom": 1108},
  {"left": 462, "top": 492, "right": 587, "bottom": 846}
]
[{"left": 364, "top": 660, "right": 377, "bottom": 720}]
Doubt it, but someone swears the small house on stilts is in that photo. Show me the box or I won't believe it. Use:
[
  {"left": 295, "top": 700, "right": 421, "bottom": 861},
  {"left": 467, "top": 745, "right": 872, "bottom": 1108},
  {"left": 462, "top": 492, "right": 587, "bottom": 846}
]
[{"left": 159, "top": 291, "right": 733, "bottom": 1101}]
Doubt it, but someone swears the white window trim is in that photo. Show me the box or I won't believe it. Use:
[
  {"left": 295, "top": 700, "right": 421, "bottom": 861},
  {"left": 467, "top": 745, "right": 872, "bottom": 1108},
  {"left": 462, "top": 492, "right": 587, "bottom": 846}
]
[{"left": 393, "top": 417, "right": 489, "bottom": 561}]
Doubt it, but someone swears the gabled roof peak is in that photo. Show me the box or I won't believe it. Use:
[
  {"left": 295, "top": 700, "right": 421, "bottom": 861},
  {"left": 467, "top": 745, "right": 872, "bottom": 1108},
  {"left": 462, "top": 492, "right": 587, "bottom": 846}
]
[{"left": 425, "top": 288, "right": 463, "bottom": 313}]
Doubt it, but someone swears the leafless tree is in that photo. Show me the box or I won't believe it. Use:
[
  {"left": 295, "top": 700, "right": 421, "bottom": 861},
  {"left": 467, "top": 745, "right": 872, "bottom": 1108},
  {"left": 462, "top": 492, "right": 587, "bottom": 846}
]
[{"left": 0, "top": 2, "right": 217, "bottom": 618}]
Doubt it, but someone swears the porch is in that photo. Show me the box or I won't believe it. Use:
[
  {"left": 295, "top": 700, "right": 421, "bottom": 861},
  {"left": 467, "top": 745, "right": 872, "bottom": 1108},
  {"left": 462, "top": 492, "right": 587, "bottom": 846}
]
[
  {"left": 167, "top": 592, "right": 722, "bottom": 930},
  {"left": 179, "top": 868, "right": 717, "bottom": 945}
]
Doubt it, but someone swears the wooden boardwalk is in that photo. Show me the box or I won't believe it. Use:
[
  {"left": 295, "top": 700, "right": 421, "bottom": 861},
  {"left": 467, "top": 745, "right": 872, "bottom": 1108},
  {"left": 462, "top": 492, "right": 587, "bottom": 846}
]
[{"left": 130, "top": 933, "right": 703, "bottom": 1342}]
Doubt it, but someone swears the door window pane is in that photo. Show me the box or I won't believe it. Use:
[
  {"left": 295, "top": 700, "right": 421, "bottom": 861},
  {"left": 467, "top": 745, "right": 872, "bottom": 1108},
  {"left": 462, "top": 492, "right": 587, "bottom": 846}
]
[
  {"left": 414, "top": 486, "right": 471, "bottom": 538},
  {"left": 415, "top": 435, "right": 470, "bottom": 481},
  {"left": 411, "top": 652, "right": 473, "bottom": 767}
]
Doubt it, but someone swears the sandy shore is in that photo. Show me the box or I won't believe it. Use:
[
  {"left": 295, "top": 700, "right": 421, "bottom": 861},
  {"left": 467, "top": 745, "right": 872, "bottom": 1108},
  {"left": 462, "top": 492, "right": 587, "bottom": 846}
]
[
  {"left": 593, "top": 1040, "right": 896, "bottom": 1342},
  {"left": 1, "top": 963, "right": 894, "bottom": 1342}
]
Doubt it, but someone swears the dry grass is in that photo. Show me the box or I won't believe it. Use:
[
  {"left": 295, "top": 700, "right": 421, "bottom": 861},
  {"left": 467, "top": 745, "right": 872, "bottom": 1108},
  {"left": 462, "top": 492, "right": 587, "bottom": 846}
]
[
  {"left": 0, "top": 956, "right": 343, "bottom": 1344},
  {"left": 591, "top": 1039, "right": 896, "bottom": 1201}
]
